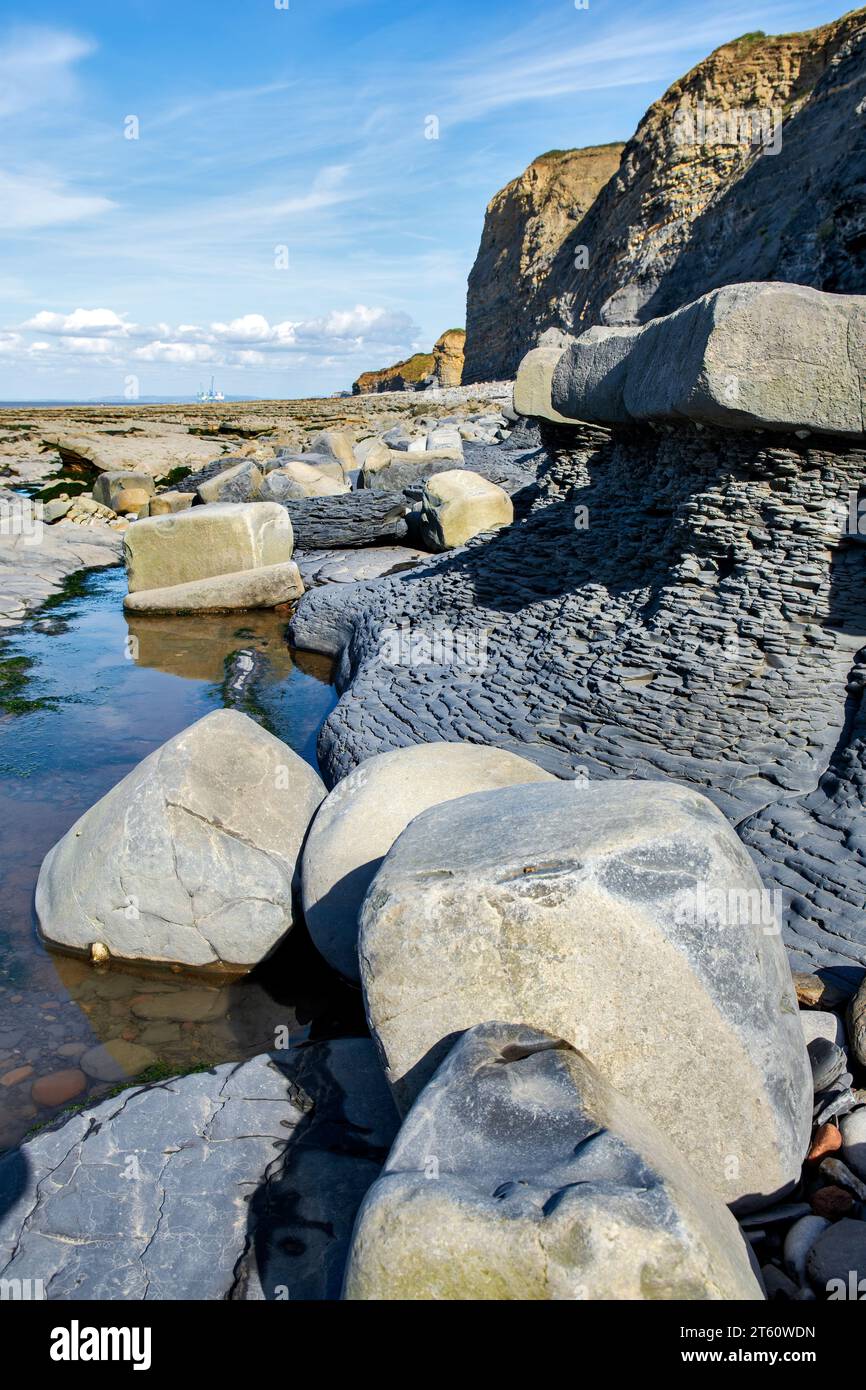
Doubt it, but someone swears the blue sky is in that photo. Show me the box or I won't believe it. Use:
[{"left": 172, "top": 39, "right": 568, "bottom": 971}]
[{"left": 0, "top": 0, "right": 852, "bottom": 399}]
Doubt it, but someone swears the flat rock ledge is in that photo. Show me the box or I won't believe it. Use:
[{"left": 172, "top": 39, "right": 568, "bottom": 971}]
[{"left": 0, "top": 1041, "right": 398, "bottom": 1301}]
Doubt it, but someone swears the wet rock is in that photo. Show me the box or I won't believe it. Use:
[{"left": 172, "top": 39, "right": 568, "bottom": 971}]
[
  {"left": 0, "top": 1042, "right": 397, "bottom": 1300},
  {"left": 0, "top": 1065, "right": 34, "bottom": 1088},
  {"left": 343, "top": 1023, "right": 763, "bottom": 1301},
  {"left": 302, "top": 742, "right": 555, "bottom": 982},
  {"left": 35, "top": 709, "right": 326, "bottom": 971},
  {"left": 31, "top": 1069, "right": 86, "bottom": 1107},
  {"left": 358, "top": 779, "right": 812, "bottom": 1210},
  {"left": 80, "top": 1040, "right": 158, "bottom": 1082},
  {"left": 129, "top": 990, "right": 228, "bottom": 1023}
]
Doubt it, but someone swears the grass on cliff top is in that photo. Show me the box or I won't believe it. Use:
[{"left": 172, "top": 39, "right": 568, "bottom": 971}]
[{"left": 731, "top": 30, "right": 767, "bottom": 44}]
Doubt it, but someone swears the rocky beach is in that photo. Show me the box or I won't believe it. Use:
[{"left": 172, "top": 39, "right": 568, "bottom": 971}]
[{"left": 0, "top": 3, "right": 865, "bottom": 1317}]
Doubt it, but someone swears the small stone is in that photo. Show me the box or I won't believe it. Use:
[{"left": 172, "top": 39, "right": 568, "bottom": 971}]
[
  {"left": 130, "top": 989, "right": 227, "bottom": 1023},
  {"left": 819, "top": 1156, "right": 866, "bottom": 1202},
  {"left": 54, "top": 1042, "right": 88, "bottom": 1059},
  {"left": 90, "top": 942, "right": 110, "bottom": 964},
  {"left": 80, "top": 1039, "right": 157, "bottom": 1082},
  {"left": 793, "top": 973, "right": 849, "bottom": 1011},
  {"left": 810, "top": 1185, "right": 855, "bottom": 1219},
  {"left": 806, "top": 1123, "right": 842, "bottom": 1163},
  {"left": 31, "top": 1068, "right": 87, "bottom": 1107},
  {"left": 800, "top": 1011, "right": 845, "bottom": 1049},
  {"left": 783, "top": 1214, "right": 830, "bottom": 1283},
  {"left": 0, "top": 1065, "right": 34, "bottom": 1088}
]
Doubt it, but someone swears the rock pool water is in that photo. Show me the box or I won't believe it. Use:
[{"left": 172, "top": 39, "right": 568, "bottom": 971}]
[{"left": 0, "top": 563, "right": 361, "bottom": 1151}]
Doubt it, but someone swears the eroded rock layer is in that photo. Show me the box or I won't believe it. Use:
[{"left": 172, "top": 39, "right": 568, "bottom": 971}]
[{"left": 291, "top": 421, "right": 866, "bottom": 978}]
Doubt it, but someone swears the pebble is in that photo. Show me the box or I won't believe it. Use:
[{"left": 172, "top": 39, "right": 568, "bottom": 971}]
[
  {"left": 810, "top": 1185, "right": 855, "bottom": 1219},
  {"left": 80, "top": 1039, "right": 157, "bottom": 1082},
  {"left": 130, "top": 989, "right": 228, "bottom": 1023},
  {"left": 31, "top": 1068, "right": 87, "bottom": 1107},
  {"left": 762, "top": 1265, "right": 800, "bottom": 1300},
  {"left": 0, "top": 1064, "right": 34, "bottom": 1088},
  {"left": 806, "top": 1122, "right": 843, "bottom": 1163},
  {"left": 54, "top": 1042, "right": 88, "bottom": 1059}
]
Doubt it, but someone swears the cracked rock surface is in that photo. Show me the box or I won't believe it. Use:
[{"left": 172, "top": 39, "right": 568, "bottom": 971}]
[{"left": 0, "top": 1040, "right": 397, "bottom": 1301}]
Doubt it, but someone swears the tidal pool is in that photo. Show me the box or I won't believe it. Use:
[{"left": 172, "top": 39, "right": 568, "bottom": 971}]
[{"left": 0, "top": 564, "right": 362, "bottom": 1151}]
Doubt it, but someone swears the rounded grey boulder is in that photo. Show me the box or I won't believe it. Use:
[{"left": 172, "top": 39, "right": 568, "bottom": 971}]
[
  {"left": 358, "top": 778, "right": 812, "bottom": 1210},
  {"left": 301, "top": 741, "right": 555, "bottom": 982},
  {"left": 343, "top": 1022, "right": 764, "bottom": 1301}
]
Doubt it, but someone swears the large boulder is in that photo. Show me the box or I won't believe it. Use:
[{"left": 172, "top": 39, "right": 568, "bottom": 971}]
[
  {"left": 35, "top": 710, "right": 325, "bottom": 971},
  {"left": 360, "top": 450, "right": 464, "bottom": 492},
  {"left": 122, "top": 561, "right": 303, "bottom": 614},
  {"left": 343, "top": 1023, "right": 764, "bottom": 1300},
  {"left": 550, "top": 283, "right": 866, "bottom": 436},
  {"left": 124, "top": 502, "right": 294, "bottom": 593},
  {"left": 302, "top": 742, "right": 555, "bottom": 982},
  {"left": 419, "top": 469, "right": 513, "bottom": 550},
  {"left": 307, "top": 430, "right": 356, "bottom": 473},
  {"left": 358, "top": 779, "right": 812, "bottom": 1210}
]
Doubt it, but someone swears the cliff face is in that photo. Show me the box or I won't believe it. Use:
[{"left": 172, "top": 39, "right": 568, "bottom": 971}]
[
  {"left": 352, "top": 330, "right": 466, "bottom": 394},
  {"left": 462, "top": 145, "right": 624, "bottom": 383},
  {"left": 463, "top": 10, "right": 866, "bottom": 379}
]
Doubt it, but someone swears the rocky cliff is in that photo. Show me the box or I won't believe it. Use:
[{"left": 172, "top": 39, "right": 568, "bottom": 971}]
[
  {"left": 353, "top": 329, "right": 466, "bottom": 394},
  {"left": 462, "top": 145, "right": 624, "bottom": 382},
  {"left": 463, "top": 9, "right": 866, "bottom": 379}
]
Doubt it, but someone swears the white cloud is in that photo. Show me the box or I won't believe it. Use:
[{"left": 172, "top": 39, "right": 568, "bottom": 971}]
[
  {"left": 0, "top": 170, "right": 114, "bottom": 231},
  {"left": 0, "top": 26, "right": 94, "bottom": 119},
  {"left": 23, "top": 308, "right": 132, "bottom": 336}
]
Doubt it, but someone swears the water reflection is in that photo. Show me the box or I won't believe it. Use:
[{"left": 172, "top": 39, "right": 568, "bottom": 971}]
[{"left": 0, "top": 566, "right": 349, "bottom": 1152}]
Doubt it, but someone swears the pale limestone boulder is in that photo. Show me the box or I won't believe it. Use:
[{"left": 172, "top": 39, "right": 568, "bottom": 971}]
[
  {"left": 308, "top": 429, "right": 356, "bottom": 473},
  {"left": 343, "top": 1023, "right": 764, "bottom": 1301},
  {"left": 302, "top": 741, "right": 555, "bottom": 982},
  {"left": 124, "top": 502, "right": 293, "bottom": 593},
  {"left": 196, "top": 460, "right": 262, "bottom": 503},
  {"left": 146, "top": 491, "right": 195, "bottom": 517},
  {"left": 123, "top": 560, "right": 303, "bottom": 614},
  {"left": 358, "top": 779, "right": 812, "bottom": 1210},
  {"left": 93, "top": 471, "right": 155, "bottom": 514},
  {"left": 513, "top": 346, "right": 578, "bottom": 424},
  {"left": 35, "top": 710, "right": 325, "bottom": 971},
  {"left": 552, "top": 283, "right": 866, "bottom": 436},
  {"left": 419, "top": 469, "right": 513, "bottom": 550},
  {"left": 260, "top": 460, "right": 350, "bottom": 502}
]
